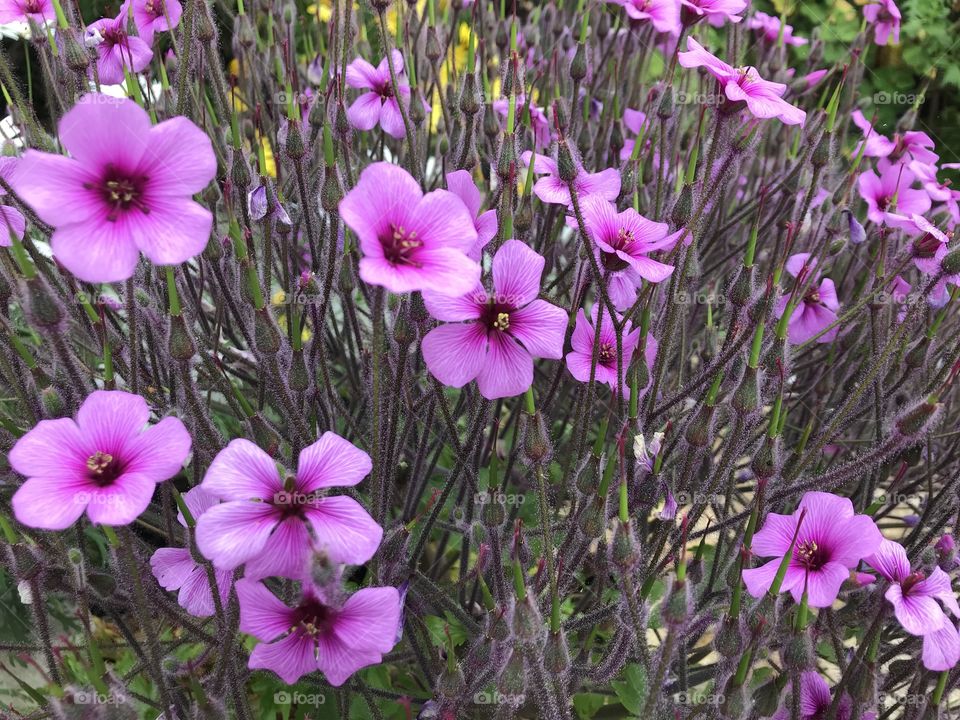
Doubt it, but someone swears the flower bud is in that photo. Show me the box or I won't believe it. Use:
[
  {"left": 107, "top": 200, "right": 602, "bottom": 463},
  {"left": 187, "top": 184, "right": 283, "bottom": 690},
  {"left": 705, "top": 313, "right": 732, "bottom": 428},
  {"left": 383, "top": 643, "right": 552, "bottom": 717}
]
[
  {"left": 62, "top": 29, "right": 90, "bottom": 72},
  {"left": 253, "top": 308, "right": 282, "bottom": 354},
  {"left": 896, "top": 397, "right": 942, "bottom": 438},
  {"left": 426, "top": 27, "right": 443, "bottom": 62},
  {"left": 610, "top": 521, "right": 641, "bottom": 571},
  {"left": 781, "top": 631, "right": 813, "bottom": 671},
  {"left": 543, "top": 630, "right": 570, "bottom": 674},
  {"left": 288, "top": 348, "right": 309, "bottom": 391},
  {"left": 671, "top": 184, "right": 693, "bottom": 228},
  {"left": 284, "top": 121, "right": 306, "bottom": 160},
  {"left": 23, "top": 277, "right": 64, "bottom": 329},
  {"left": 570, "top": 44, "right": 588, "bottom": 82},
  {"left": 40, "top": 385, "right": 65, "bottom": 418},
  {"left": 513, "top": 596, "right": 546, "bottom": 648},
  {"left": 662, "top": 578, "right": 689, "bottom": 628},
  {"left": 941, "top": 247, "right": 960, "bottom": 276},
  {"left": 713, "top": 616, "right": 743, "bottom": 657},
  {"left": 168, "top": 314, "right": 196, "bottom": 361},
  {"left": 521, "top": 411, "right": 552, "bottom": 465},
  {"left": 732, "top": 366, "right": 759, "bottom": 415},
  {"left": 657, "top": 85, "right": 674, "bottom": 120},
  {"left": 321, "top": 166, "right": 343, "bottom": 213},
  {"left": 557, "top": 140, "right": 578, "bottom": 184}
]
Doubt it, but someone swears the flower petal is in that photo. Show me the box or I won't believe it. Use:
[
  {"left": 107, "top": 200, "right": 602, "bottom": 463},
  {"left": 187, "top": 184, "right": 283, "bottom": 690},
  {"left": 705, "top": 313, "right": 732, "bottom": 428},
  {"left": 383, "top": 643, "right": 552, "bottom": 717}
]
[
  {"left": 297, "top": 432, "right": 372, "bottom": 493},
  {"left": 303, "top": 495, "right": 383, "bottom": 565},
  {"left": 422, "top": 322, "right": 488, "bottom": 388},
  {"left": 194, "top": 501, "right": 279, "bottom": 570},
  {"left": 201, "top": 438, "right": 283, "bottom": 501}
]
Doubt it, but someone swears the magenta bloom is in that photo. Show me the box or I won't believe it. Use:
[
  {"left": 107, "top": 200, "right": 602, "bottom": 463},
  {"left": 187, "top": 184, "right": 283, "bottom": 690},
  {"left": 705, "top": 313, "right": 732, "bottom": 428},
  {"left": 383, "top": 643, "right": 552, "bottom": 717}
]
[
  {"left": 150, "top": 487, "right": 232, "bottom": 617},
  {"left": 771, "top": 672, "right": 863, "bottom": 720},
  {"left": 619, "top": 108, "right": 648, "bottom": 161},
  {"left": 863, "top": 0, "right": 901, "bottom": 45},
  {"left": 421, "top": 240, "right": 567, "bottom": 400},
  {"left": 346, "top": 51, "right": 416, "bottom": 139},
  {"left": 857, "top": 162, "right": 931, "bottom": 226},
  {"left": 747, "top": 11, "right": 808, "bottom": 45},
  {"left": 493, "top": 96, "right": 552, "bottom": 148},
  {"left": 580, "top": 196, "right": 678, "bottom": 284},
  {"left": 679, "top": 0, "right": 746, "bottom": 26},
  {"left": 9, "top": 391, "right": 191, "bottom": 530},
  {"left": 0, "top": 157, "right": 25, "bottom": 247},
  {"left": 121, "top": 0, "right": 183, "bottom": 44},
  {"left": 521, "top": 151, "right": 621, "bottom": 209},
  {"left": 85, "top": 14, "right": 154, "bottom": 85},
  {"left": 12, "top": 94, "right": 215, "bottom": 283},
  {"left": 851, "top": 111, "right": 938, "bottom": 167},
  {"left": 339, "top": 162, "right": 481, "bottom": 295},
  {"left": 0, "top": 0, "right": 53, "bottom": 23},
  {"left": 774, "top": 253, "right": 840, "bottom": 345},
  {"left": 678, "top": 38, "right": 806, "bottom": 126},
  {"left": 566, "top": 305, "right": 656, "bottom": 397},
  {"left": 743, "top": 492, "right": 883, "bottom": 608},
  {"left": 607, "top": 0, "right": 681, "bottom": 34},
  {"left": 237, "top": 579, "right": 400, "bottom": 686},
  {"left": 195, "top": 435, "right": 381, "bottom": 580},
  {"left": 446, "top": 169, "right": 497, "bottom": 261}
]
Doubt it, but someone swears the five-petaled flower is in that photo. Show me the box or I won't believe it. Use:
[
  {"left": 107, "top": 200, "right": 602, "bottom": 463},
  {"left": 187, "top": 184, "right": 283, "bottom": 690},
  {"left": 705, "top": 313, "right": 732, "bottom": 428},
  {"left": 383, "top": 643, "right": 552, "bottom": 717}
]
[
  {"left": 85, "top": 14, "right": 154, "bottom": 85},
  {"left": 0, "top": 0, "right": 54, "bottom": 23},
  {"left": 122, "top": 0, "right": 183, "bottom": 44},
  {"left": 345, "top": 50, "right": 422, "bottom": 139},
  {"left": 566, "top": 304, "right": 656, "bottom": 398},
  {"left": 774, "top": 253, "right": 842, "bottom": 345},
  {"left": 521, "top": 151, "right": 621, "bottom": 209}
]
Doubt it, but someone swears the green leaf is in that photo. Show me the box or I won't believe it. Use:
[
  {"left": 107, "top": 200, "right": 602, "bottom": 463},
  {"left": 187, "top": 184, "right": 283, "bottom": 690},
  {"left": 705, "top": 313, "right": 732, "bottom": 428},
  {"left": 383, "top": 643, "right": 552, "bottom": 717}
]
[
  {"left": 423, "top": 613, "right": 468, "bottom": 648},
  {"left": 611, "top": 663, "right": 648, "bottom": 716},
  {"left": 573, "top": 692, "right": 608, "bottom": 719}
]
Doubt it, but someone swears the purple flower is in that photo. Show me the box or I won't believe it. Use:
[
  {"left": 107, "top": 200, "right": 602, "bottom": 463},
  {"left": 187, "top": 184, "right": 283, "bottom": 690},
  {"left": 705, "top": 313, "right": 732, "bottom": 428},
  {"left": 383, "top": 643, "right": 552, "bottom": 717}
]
[
  {"left": 619, "top": 108, "right": 649, "bottom": 161},
  {"left": 606, "top": 0, "right": 681, "bottom": 35},
  {"left": 12, "top": 94, "right": 216, "bottom": 283},
  {"left": 150, "top": 487, "right": 232, "bottom": 617},
  {"left": 863, "top": 0, "right": 901, "bottom": 45},
  {"left": 493, "top": 96, "right": 552, "bottom": 148},
  {"left": 195, "top": 434, "right": 382, "bottom": 580},
  {"left": 121, "top": 0, "right": 182, "bottom": 44},
  {"left": 445, "top": 170, "right": 497, "bottom": 260},
  {"left": 0, "top": 0, "right": 53, "bottom": 23},
  {"left": 743, "top": 491, "right": 883, "bottom": 608},
  {"left": 566, "top": 304, "right": 656, "bottom": 397},
  {"left": 346, "top": 50, "right": 417, "bottom": 139},
  {"left": 850, "top": 111, "right": 938, "bottom": 167},
  {"left": 339, "top": 162, "right": 481, "bottom": 295},
  {"left": 679, "top": 0, "right": 746, "bottom": 26},
  {"left": 248, "top": 184, "right": 292, "bottom": 227},
  {"left": 857, "top": 162, "right": 932, "bottom": 226},
  {"left": 0, "top": 157, "right": 25, "bottom": 247},
  {"left": 236, "top": 579, "right": 400, "bottom": 686},
  {"left": 771, "top": 672, "right": 864, "bottom": 720},
  {"left": 521, "top": 151, "right": 621, "bottom": 209},
  {"left": 774, "top": 253, "right": 841, "bottom": 344},
  {"left": 678, "top": 38, "right": 806, "bottom": 126},
  {"left": 9, "top": 391, "right": 191, "bottom": 529},
  {"left": 421, "top": 240, "right": 568, "bottom": 400},
  {"left": 887, "top": 213, "right": 950, "bottom": 274},
  {"left": 747, "top": 11, "right": 808, "bottom": 45},
  {"left": 85, "top": 14, "right": 154, "bottom": 85}
]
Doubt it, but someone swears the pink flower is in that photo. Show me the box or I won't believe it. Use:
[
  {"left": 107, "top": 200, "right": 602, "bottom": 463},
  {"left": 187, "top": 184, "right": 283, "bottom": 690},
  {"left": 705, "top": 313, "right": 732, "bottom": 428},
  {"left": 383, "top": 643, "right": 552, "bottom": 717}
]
[
  {"left": 493, "top": 96, "right": 553, "bottom": 148},
  {"left": 677, "top": 38, "right": 806, "bottom": 126},
  {"left": 607, "top": 0, "right": 681, "bottom": 35},
  {"left": 421, "top": 240, "right": 568, "bottom": 400},
  {"left": 445, "top": 170, "right": 497, "bottom": 260},
  {"left": 195, "top": 434, "right": 382, "bottom": 580},
  {"left": 85, "top": 14, "right": 154, "bottom": 85},
  {"left": 771, "top": 672, "right": 865, "bottom": 720},
  {"left": 774, "top": 253, "right": 841, "bottom": 344},
  {"left": 743, "top": 491, "right": 883, "bottom": 608},
  {"left": 850, "top": 111, "right": 938, "bottom": 167},
  {"left": 857, "top": 162, "right": 932, "bottom": 226},
  {"left": 0, "top": 157, "right": 25, "bottom": 247},
  {"left": 150, "top": 487, "right": 232, "bottom": 617},
  {"left": 346, "top": 51, "right": 417, "bottom": 139},
  {"left": 236, "top": 579, "right": 400, "bottom": 686},
  {"left": 9, "top": 391, "right": 191, "bottom": 530},
  {"left": 339, "top": 162, "right": 481, "bottom": 295},
  {"left": 521, "top": 151, "right": 621, "bottom": 209},
  {"left": 886, "top": 213, "right": 950, "bottom": 274},
  {"left": 566, "top": 304, "right": 656, "bottom": 397},
  {"left": 863, "top": 0, "right": 901, "bottom": 45},
  {"left": 121, "top": 0, "right": 183, "bottom": 44},
  {"left": 12, "top": 94, "right": 216, "bottom": 283},
  {"left": 0, "top": 0, "right": 53, "bottom": 23},
  {"left": 679, "top": 0, "right": 746, "bottom": 26},
  {"left": 747, "top": 11, "right": 808, "bottom": 45},
  {"left": 580, "top": 196, "right": 678, "bottom": 284}
]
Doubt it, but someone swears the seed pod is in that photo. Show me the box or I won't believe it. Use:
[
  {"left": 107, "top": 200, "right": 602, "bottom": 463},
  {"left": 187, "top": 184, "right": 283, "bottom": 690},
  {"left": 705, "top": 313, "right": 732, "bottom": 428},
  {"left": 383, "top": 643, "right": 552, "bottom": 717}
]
[
  {"left": 941, "top": 247, "right": 960, "bottom": 275},
  {"left": 168, "top": 314, "right": 196, "bottom": 361},
  {"left": 23, "top": 277, "right": 64, "bottom": 329},
  {"left": 231, "top": 150, "right": 251, "bottom": 191},
  {"left": 657, "top": 85, "right": 674, "bottom": 120},
  {"left": 713, "top": 616, "right": 743, "bottom": 657},
  {"left": 253, "top": 308, "right": 282, "bottom": 354},
  {"left": 732, "top": 366, "right": 759, "bottom": 415},
  {"left": 543, "top": 630, "right": 570, "bottom": 674},
  {"left": 285, "top": 121, "right": 306, "bottom": 160},
  {"left": 512, "top": 596, "right": 545, "bottom": 648},
  {"left": 662, "top": 579, "right": 689, "bottom": 628},
  {"left": 610, "top": 521, "right": 641, "bottom": 571},
  {"left": 570, "top": 44, "right": 588, "bottom": 82},
  {"left": 671, "top": 184, "right": 693, "bottom": 228},
  {"left": 288, "top": 348, "right": 309, "bottom": 391},
  {"left": 321, "top": 165, "right": 343, "bottom": 212},
  {"left": 521, "top": 411, "right": 552, "bottom": 465},
  {"left": 557, "top": 140, "right": 578, "bottom": 184},
  {"left": 896, "top": 398, "right": 941, "bottom": 438}
]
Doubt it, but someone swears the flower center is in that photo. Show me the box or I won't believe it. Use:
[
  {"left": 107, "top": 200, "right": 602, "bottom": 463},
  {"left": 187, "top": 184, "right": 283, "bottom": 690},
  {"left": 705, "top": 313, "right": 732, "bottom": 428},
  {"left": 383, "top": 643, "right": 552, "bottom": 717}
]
[
  {"left": 272, "top": 475, "right": 318, "bottom": 519},
  {"left": 85, "top": 164, "right": 150, "bottom": 221},
  {"left": 380, "top": 224, "right": 422, "bottom": 266},
  {"left": 24, "top": 0, "right": 42, "bottom": 12},
  {"left": 901, "top": 571, "right": 925, "bottom": 595},
  {"left": 794, "top": 539, "right": 827, "bottom": 570},
  {"left": 914, "top": 233, "right": 943, "bottom": 258},
  {"left": 803, "top": 287, "right": 821, "bottom": 305},
  {"left": 291, "top": 597, "right": 336, "bottom": 637},
  {"left": 600, "top": 250, "right": 630, "bottom": 272},
  {"left": 598, "top": 341, "right": 615, "bottom": 365},
  {"left": 101, "top": 25, "right": 127, "bottom": 46},
  {"left": 144, "top": 0, "right": 164, "bottom": 17},
  {"left": 479, "top": 298, "right": 515, "bottom": 335},
  {"left": 86, "top": 451, "right": 123, "bottom": 486}
]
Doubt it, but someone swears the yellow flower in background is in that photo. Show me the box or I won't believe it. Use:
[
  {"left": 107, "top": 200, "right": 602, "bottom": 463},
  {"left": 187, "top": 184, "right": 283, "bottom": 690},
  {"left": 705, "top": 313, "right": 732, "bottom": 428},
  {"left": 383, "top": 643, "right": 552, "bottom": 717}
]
[
  {"left": 272, "top": 291, "right": 313, "bottom": 343},
  {"left": 260, "top": 137, "right": 276, "bottom": 178},
  {"left": 307, "top": 0, "right": 334, "bottom": 22}
]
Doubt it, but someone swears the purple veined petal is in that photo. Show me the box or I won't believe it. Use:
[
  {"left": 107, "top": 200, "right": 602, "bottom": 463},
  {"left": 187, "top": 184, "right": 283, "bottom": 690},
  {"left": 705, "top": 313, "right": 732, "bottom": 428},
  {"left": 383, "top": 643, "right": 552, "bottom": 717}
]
[
  {"left": 8, "top": 417, "right": 88, "bottom": 479},
  {"left": 569, "top": 309, "right": 594, "bottom": 356},
  {"left": 475, "top": 332, "right": 534, "bottom": 400},
  {"left": 249, "top": 630, "right": 318, "bottom": 684},
  {"left": 445, "top": 169, "right": 482, "bottom": 217},
  {"left": 303, "top": 495, "right": 383, "bottom": 565},
  {"left": 886, "top": 582, "right": 948, "bottom": 635},
  {"left": 9, "top": 152, "right": 100, "bottom": 228},
  {"left": 179, "top": 487, "right": 219, "bottom": 527},
  {"left": 806, "top": 497, "right": 882, "bottom": 567},
  {"left": 0, "top": 206, "right": 25, "bottom": 245},
  {"left": 798, "top": 672, "right": 833, "bottom": 717},
  {"left": 376, "top": 49, "right": 405, "bottom": 78},
  {"left": 896, "top": 187, "right": 933, "bottom": 217},
  {"left": 566, "top": 349, "right": 602, "bottom": 384},
  {"left": 150, "top": 547, "right": 196, "bottom": 591},
  {"left": 472, "top": 210, "right": 498, "bottom": 259},
  {"left": 817, "top": 278, "right": 841, "bottom": 313},
  {"left": 533, "top": 174, "right": 573, "bottom": 206},
  {"left": 408, "top": 188, "right": 478, "bottom": 255},
  {"left": 422, "top": 284, "right": 485, "bottom": 322},
  {"left": 509, "top": 299, "right": 568, "bottom": 360},
  {"left": 922, "top": 621, "right": 960, "bottom": 671},
  {"left": 75, "top": 391, "right": 150, "bottom": 456},
  {"left": 787, "top": 301, "right": 837, "bottom": 344},
  {"left": 422, "top": 322, "right": 488, "bottom": 388},
  {"left": 578, "top": 168, "right": 622, "bottom": 202},
  {"left": 402, "top": 246, "right": 482, "bottom": 297},
  {"left": 334, "top": 587, "right": 402, "bottom": 655},
  {"left": 296, "top": 432, "right": 372, "bottom": 493},
  {"left": 138, "top": 117, "right": 217, "bottom": 197},
  {"left": 750, "top": 511, "right": 800, "bottom": 558},
  {"left": 194, "top": 501, "right": 279, "bottom": 570},
  {"left": 123, "top": 416, "right": 191, "bottom": 481},
  {"left": 492, "top": 240, "right": 545, "bottom": 308},
  {"left": 346, "top": 92, "right": 384, "bottom": 132},
  {"left": 11, "top": 475, "right": 91, "bottom": 530},
  {"left": 57, "top": 94, "right": 152, "bottom": 169},
  {"left": 51, "top": 216, "right": 142, "bottom": 283},
  {"left": 923, "top": 567, "right": 960, "bottom": 617},
  {"left": 623, "top": 108, "right": 646, "bottom": 135},
  {"left": 795, "top": 561, "right": 853, "bottom": 608},
  {"left": 742, "top": 557, "right": 783, "bottom": 598},
  {"left": 379, "top": 98, "right": 407, "bottom": 138},
  {"left": 242, "top": 517, "right": 313, "bottom": 581},
  {"left": 345, "top": 56, "right": 382, "bottom": 90},
  {"left": 866, "top": 539, "right": 911, "bottom": 583},
  {"left": 236, "top": 579, "right": 295, "bottom": 641},
  {"left": 520, "top": 150, "right": 558, "bottom": 176},
  {"left": 84, "top": 472, "right": 156, "bottom": 525},
  {"left": 315, "top": 634, "right": 384, "bottom": 687},
  {"left": 339, "top": 161, "right": 422, "bottom": 256},
  {"left": 201, "top": 438, "right": 283, "bottom": 501},
  {"left": 176, "top": 565, "right": 217, "bottom": 617},
  {"left": 125, "top": 195, "right": 213, "bottom": 266},
  {"left": 623, "top": 253, "right": 675, "bottom": 283}
]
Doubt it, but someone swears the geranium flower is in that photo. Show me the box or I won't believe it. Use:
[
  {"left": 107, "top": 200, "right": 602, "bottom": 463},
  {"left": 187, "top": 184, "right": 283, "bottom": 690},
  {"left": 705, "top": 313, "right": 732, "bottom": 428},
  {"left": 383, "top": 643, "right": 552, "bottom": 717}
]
[
  {"left": 121, "top": 0, "right": 182, "bottom": 44},
  {"left": 679, "top": 0, "right": 746, "bottom": 26},
  {"left": 857, "top": 162, "right": 932, "bottom": 226},
  {"left": 747, "top": 11, "right": 808, "bottom": 45},
  {"left": 195, "top": 434, "right": 382, "bottom": 580},
  {"left": 774, "top": 253, "right": 841, "bottom": 344},
  {"left": 346, "top": 50, "right": 417, "bottom": 139},
  {"left": 12, "top": 94, "right": 216, "bottom": 283},
  {"left": 0, "top": 157, "right": 25, "bottom": 246},
  {"left": 619, "top": 108, "right": 648, "bottom": 161},
  {"left": 0, "top": 0, "right": 53, "bottom": 23},
  {"left": 85, "top": 14, "right": 154, "bottom": 85},
  {"left": 9, "top": 391, "right": 191, "bottom": 529},
  {"left": 850, "top": 111, "right": 938, "bottom": 168},
  {"left": 339, "top": 162, "right": 481, "bottom": 295},
  {"left": 445, "top": 169, "right": 497, "bottom": 260},
  {"left": 606, "top": 0, "right": 681, "bottom": 35},
  {"left": 863, "top": 0, "right": 901, "bottom": 45},
  {"left": 886, "top": 213, "right": 950, "bottom": 273},
  {"left": 566, "top": 304, "right": 656, "bottom": 397},
  {"left": 743, "top": 491, "right": 883, "bottom": 607},
  {"left": 771, "top": 672, "right": 864, "bottom": 720},
  {"left": 236, "top": 579, "right": 400, "bottom": 685},
  {"left": 150, "top": 487, "right": 232, "bottom": 617},
  {"left": 677, "top": 38, "right": 806, "bottom": 126},
  {"left": 421, "top": 240, "right": 567, "bottom": 400},
  {"left": 493, "top": 96, "right": 552, "bottom": 148},
  {"left": 520, "top": 151, "right": 621, "bottom": 209}
]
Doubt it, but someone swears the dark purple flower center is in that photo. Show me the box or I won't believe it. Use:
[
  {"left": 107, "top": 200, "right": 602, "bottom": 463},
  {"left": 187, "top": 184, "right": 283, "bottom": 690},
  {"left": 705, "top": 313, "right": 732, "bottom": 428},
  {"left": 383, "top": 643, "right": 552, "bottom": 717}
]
[
  {"left": 600, "top": 227, "right": 636, "bottom": 271},
  {"left": 85, "top": 164, "right": 151, "bottom": 222},
  {"left": 144, "top": 0, "right": 165, "bottom": 19},
  {"left": 271, "top": 476, "right": 319, "bottom": 520},
  {"left": 376, "top": 82, "right": 395, "bottom": 99},
  {"left": 290, "top": 597, "right": 337, "bottom": 637},
  {"left": 86, "top": 450, "right": 125, "bottom": 486},
  {"left": 795, "top": 539, "right": 828, "bottom": 570},
  {"left": 598, "top": 341, "right": 615, "bottom": 366},
  {"left": 914, "top": 234, "right": 943, "bottom": 258},
  {"left": 478, "top": 298, "right": 515, "bottom": 334},
  {"left": 380, "top": 223, "right": 423, "bottom": 266},
  {"left": 803, "top": 287, "right": 821, "bottom": 305},
  {"left": 901, "top": 571, "right": 925, "bottom": 595},
  {"left": 23, "top": 0, "right": 43, "bottom": 13},
  {"left": 101, "top": 25, "right": 128, "bottom": 47}
]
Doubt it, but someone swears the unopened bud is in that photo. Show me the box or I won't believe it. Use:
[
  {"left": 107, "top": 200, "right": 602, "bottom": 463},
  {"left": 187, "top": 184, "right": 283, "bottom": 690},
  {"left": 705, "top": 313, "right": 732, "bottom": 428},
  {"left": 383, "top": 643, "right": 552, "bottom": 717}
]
[
  {"left": 168, "top": 314, "right": 196, "bottom": 361},
  {"left": 521, "top": 410, "right": 552, "bottom": 465}
]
